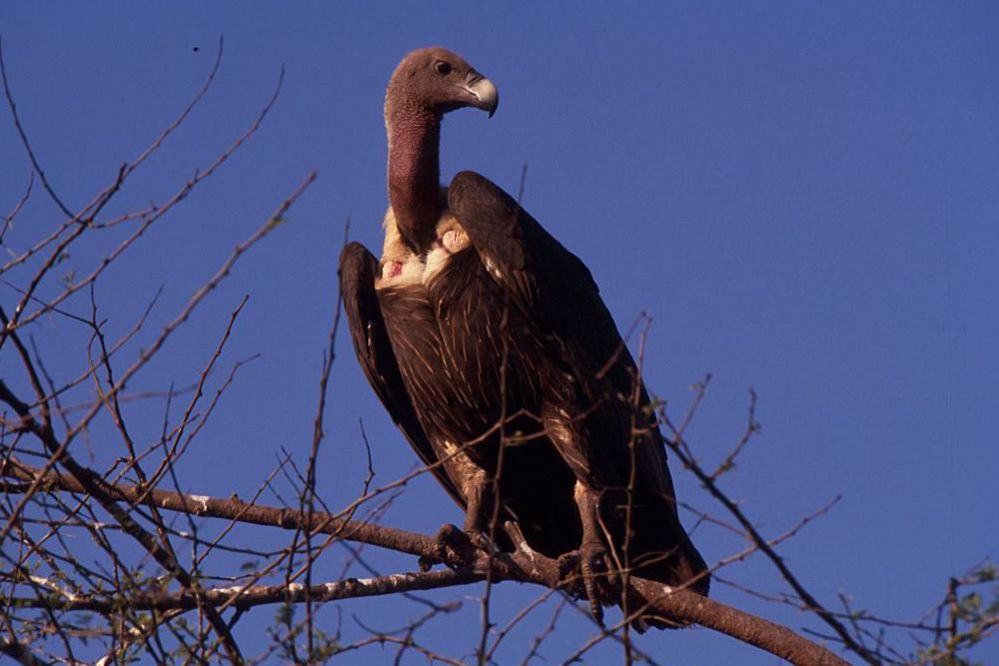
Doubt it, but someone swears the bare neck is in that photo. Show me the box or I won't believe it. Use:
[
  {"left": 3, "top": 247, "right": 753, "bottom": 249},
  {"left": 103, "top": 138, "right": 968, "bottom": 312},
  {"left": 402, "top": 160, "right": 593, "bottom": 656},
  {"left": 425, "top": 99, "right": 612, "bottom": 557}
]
[{"left": 387, "top": 105, "right": 441, "bottom": 252}]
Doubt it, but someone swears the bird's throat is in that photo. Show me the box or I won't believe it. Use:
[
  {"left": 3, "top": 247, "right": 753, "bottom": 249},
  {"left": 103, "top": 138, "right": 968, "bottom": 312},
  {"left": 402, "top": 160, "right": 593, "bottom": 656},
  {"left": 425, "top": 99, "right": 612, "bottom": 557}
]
[{"left": 387, "top": 111, "right": 442, "bottom": 252}]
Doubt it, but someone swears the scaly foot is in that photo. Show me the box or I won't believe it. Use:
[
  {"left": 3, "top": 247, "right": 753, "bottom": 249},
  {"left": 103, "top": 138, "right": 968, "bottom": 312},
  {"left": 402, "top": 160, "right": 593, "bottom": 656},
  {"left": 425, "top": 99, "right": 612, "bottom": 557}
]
[
  {"left": 418, "top": 523, "right": 491, "bottom": 571},
  {"left": 557, "top": 540, "right": 617, "bottom": 625}
]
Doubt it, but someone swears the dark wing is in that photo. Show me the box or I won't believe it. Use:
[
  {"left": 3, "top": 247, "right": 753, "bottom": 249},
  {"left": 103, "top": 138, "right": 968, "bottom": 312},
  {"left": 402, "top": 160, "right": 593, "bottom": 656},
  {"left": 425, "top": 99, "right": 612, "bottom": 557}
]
[
  {"left": 448, "top": 172, "right": 708, "bottom": 596},
  {"left": 338, "top": 242, "right": 465, "bottom": 508},
  {"left": 446, "top": 171, "right": 673, "bottom": 492}
]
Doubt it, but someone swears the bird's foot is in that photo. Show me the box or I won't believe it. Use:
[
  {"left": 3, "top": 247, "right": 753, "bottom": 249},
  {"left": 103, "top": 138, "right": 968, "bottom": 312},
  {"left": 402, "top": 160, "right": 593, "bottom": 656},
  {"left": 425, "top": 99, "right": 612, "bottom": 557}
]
[
  {"left": 557, "top": 540, "right": 617, "bottom": 625},
  {"left": 418, "top": 523, "right": 491, "bottom": 571}
]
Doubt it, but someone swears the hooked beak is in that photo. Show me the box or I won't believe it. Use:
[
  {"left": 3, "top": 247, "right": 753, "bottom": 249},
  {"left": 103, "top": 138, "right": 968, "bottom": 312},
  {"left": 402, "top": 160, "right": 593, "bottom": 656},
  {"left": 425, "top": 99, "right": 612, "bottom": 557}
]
[{"left": 462, "top": 70, "right": 499, "bottom": 118}]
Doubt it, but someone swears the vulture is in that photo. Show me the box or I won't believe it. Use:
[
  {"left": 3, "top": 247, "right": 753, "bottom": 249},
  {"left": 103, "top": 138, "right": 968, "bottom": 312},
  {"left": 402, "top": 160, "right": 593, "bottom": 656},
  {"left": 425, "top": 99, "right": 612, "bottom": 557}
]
[{"left": 339, "top": 47, "right": 708, "bottom": 625}]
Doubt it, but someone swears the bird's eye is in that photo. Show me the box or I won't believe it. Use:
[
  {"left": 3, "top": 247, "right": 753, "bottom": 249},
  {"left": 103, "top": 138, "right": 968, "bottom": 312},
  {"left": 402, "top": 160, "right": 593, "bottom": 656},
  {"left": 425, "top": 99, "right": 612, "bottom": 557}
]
[{"left": 434, "top": 61, "right": 452, "bottom": 76}]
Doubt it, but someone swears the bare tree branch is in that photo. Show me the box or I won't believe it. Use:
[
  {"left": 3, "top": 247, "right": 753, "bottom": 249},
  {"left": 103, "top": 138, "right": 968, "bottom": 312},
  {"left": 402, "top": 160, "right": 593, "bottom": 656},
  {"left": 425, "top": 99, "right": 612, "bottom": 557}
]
[
  {"left": 1, "top": 458, "right": 850, "bottom": 666},
  {"left": 661, "top": 377, "right": 880, "bottom": 665}
]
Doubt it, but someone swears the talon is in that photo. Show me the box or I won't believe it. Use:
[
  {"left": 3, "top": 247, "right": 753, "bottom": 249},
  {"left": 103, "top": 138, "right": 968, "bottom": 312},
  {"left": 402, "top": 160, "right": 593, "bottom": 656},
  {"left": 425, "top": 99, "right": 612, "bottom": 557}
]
[
  {"left": 465, "top": 529, "right": 492, "bottom": 553},
  {"left": 558, "top": 543, "right": 613, "bottom": 625},
  {"left": 427, "top": 523, "right": 489, "bottom": 569},
  {"left": 438, "top": 523, "right": 474, "bottom": 566},
  {"left": 578, "top": 542, "right": 607, "bottom": 625}
]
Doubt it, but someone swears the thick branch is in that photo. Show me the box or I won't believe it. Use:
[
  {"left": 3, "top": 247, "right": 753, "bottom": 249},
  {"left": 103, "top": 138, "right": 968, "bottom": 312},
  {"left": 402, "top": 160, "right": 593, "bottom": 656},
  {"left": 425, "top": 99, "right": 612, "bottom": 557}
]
[{"left": 2, "top": 460, "right": 848, "bottom": 665}]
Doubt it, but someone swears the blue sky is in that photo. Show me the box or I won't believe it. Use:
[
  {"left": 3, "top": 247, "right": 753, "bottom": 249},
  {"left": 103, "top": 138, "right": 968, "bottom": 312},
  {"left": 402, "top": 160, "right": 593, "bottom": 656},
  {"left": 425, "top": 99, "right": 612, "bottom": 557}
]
[{"left": 2, "top": 2, "right": 996, "bottom": 663}]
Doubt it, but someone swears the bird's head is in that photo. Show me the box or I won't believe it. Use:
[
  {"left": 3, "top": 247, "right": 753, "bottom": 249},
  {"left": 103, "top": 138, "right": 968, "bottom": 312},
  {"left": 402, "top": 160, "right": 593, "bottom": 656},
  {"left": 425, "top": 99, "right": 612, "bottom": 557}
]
[{"left": 385, "top": 47, "right": 498, "bottom": 121}]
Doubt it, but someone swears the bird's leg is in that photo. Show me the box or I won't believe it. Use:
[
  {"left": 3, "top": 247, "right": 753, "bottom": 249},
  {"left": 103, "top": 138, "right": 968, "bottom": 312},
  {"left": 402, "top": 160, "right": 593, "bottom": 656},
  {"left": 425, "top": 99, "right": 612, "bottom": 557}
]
[
  {"left": 559, "top": 481, "right": 613, "bottom": 625},
  {"left": 462, "top": 466, "right": 500, "bottom": 548},
  {"left": 420, "top": 467, "right": 494, "bottom": 571}
]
